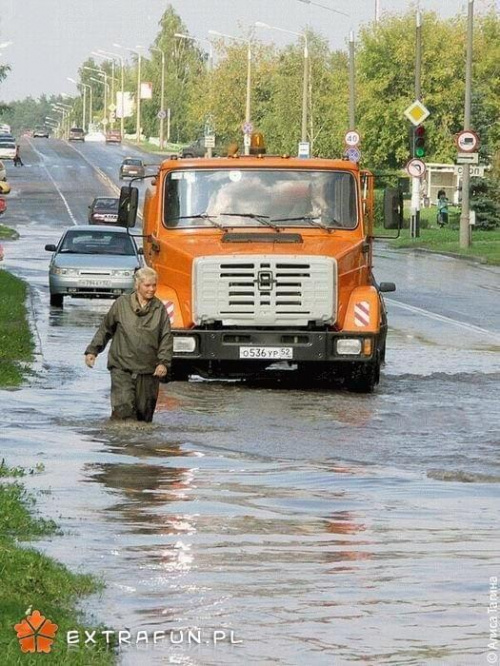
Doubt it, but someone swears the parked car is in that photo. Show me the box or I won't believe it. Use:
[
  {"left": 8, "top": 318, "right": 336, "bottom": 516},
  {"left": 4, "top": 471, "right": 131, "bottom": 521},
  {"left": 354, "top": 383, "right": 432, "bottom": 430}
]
[
  {"left": 119, "top": 157, "right": 145, "bottom": 180},
  {"left": 0, "top": 160, "right": 6, "bottom": 182},
  {"left": 105, "top": 129, "right": 122, "bottom": 144},
  {"left": 45, "top": 226, "right": 143, "bottom": 308},
  {"left": 0, "top": 142, "right": 17, "bottom": 160},
  {"left": 181, "top": 137, "right": 209, "bottom": 158},
  {"left": 33, "top": 127, "right": 50, "bottom": 138},
  {"left": 69, "top": 127, "right": 85, "bottom": 142},
  {"left": 88, "top": 197, "right": 120, "bottom": 225}
]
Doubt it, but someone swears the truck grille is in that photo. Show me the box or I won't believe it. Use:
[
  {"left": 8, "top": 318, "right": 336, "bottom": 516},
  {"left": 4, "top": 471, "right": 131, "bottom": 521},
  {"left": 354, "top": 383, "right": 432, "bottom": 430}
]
[{"left": 194, "top": 255, "right": 336, "bottom": 326}]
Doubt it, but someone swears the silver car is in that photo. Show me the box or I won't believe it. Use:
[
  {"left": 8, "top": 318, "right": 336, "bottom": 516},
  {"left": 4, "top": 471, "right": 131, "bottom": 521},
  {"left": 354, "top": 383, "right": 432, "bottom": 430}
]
[{"left": 45, "top": 225, "right": 143, "bottom": 307}]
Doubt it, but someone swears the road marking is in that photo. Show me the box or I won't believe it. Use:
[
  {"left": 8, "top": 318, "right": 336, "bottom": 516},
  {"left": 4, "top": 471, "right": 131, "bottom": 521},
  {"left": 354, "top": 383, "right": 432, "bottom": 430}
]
[
  {"left": 27, "top": 139, "right": 78, "bottom": 225},
  {"left": 386, "top": 298, "right": 500, "bottom": 342},
  {"left": 66, "top": 142, "right": 144, "bottom": 221}
]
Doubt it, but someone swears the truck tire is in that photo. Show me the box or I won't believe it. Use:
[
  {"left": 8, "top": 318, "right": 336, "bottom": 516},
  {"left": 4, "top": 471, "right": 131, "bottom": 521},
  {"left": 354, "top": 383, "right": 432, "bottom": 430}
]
[
  {"left": 344, "top": 353, "right": 380, "bottom": 393},
  {"left": 50, "top": 293, "right": 64, "bottom": 308}
]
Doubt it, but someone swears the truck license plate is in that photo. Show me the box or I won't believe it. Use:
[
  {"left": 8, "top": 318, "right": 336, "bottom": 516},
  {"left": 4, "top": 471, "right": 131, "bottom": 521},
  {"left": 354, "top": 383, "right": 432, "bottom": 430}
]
[{"left": 239, "top": 347, "right": 293, "bottom": 360}]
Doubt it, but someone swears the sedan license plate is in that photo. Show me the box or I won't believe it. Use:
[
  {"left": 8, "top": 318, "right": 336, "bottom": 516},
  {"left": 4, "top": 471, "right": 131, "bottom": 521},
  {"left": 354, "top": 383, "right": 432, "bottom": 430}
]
[
  {"left": 239, "top": 346, "right": 293, "bottom": 360},
  {"left": 80, "top": 279, "right": 112, "bottom": 287}
]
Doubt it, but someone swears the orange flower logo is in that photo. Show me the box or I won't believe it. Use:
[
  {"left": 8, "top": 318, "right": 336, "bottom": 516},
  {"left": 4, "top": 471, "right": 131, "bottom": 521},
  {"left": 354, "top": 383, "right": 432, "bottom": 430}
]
[{"left": 14, "top": 610, "right": 58, "bottom": 653}]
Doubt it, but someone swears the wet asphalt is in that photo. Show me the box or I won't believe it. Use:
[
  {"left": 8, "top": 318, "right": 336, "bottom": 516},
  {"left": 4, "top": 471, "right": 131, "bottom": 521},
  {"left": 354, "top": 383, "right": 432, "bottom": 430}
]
[{"left": 0, "top": 139, "right": 499, "bottom": 665}]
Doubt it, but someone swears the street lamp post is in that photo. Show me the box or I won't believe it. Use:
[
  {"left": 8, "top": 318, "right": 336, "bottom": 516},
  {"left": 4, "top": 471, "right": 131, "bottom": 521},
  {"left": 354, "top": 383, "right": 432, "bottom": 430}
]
[
  {"left": 67, "top": 77, "right": 86, "bottom": 129},
  {"left": 296, "top": 0, "right": 349, "bottom": 17},
  {"left": 114, "top": 44, "right": 144, "bottom": 144},
  {"left": 255, "top": 22, "right": 309, "bottom": 145},
  {"left": 209, "top": 30, "right": 252, "bottom": 154},
  {"left": 84, "top": 66, "right": 110, "bottom": 129},
  {"left": 95, "top": 50, "right": 125, "bottom": 137},
  {"left": 89, "top": 76, "right": 110, "bottom": 129},
  {"left": 174, "top": 33, "right": 213, "bottom": 71},
  {"left": 151, "top": 46, "right": 166, "bottom": 149}
]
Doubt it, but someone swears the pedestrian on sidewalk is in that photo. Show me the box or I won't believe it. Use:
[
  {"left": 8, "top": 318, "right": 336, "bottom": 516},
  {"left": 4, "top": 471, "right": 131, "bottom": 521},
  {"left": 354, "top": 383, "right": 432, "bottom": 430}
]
[{"left": 84, "top": 267, "right": 173, "bottom": 422}]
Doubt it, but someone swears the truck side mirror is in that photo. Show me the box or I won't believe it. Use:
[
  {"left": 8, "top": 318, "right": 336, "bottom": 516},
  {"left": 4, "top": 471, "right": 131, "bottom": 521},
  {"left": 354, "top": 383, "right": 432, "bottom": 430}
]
[
  {"left": 383, "top": 188, "right": 402, "bottom": 230},
  {"left": 118, "top": 186, "right": 138, "bottom": 228}
]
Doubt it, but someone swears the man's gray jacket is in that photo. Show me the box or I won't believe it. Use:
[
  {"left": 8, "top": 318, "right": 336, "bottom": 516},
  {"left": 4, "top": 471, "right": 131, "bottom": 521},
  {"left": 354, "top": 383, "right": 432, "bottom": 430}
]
[{"left": 85, "top": 293, "right": 173, "bottom": 373}]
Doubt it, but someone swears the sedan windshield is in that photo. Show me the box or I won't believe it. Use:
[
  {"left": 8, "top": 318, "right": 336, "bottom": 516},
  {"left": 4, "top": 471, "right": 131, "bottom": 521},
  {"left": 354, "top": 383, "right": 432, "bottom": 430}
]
[
  {"left": 163, "top": 169, "right": 358, "bottom": 230},
  {"left": 59, "top": 231, "right": 136, "bottom": 255}
]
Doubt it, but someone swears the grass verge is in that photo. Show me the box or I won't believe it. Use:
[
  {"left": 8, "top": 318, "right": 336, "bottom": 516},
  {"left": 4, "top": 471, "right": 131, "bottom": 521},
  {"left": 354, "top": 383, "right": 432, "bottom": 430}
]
[
  {"left": 0, "top": 462, "right": 115, "bottom": 664},
  {"left": 123, "top": 138, "right": 183, "bottom": 156},
  {"left": 388, "top": 227, "right": 500, "bottom": 265},
  {"left": 0, "top": 270, "right": 34, "bottom": 386},
  {"left": 0, "top": 224, "right": 18, "bottom": 240}
]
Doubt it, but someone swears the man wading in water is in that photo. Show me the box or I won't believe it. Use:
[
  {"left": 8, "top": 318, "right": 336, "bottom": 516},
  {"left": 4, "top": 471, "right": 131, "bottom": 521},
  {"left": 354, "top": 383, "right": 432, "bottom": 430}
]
[{"left": 84, "top": 267, "right": 173, "bottom": 422}]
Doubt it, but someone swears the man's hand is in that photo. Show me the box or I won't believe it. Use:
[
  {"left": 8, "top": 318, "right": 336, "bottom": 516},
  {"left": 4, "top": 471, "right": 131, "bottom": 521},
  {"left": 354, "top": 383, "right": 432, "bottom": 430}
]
[
  {"left": 153, "top": 364, "right": 167, "bottom": 378},
  {"left": 85, "top": 354, "right": 96, "bottom": 368}
]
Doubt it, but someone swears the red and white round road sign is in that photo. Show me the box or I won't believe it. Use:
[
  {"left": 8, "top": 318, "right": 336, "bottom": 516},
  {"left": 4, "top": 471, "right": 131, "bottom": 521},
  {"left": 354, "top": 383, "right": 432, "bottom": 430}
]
[
  {"left": 405, "top": 158, "right": 426, "bottom": 178},
  {"left": 344, "top": 130, "right": 360, "bottom": 147},
  {"left": 455, "top": 130, "right": 479, "bottom": 153}
]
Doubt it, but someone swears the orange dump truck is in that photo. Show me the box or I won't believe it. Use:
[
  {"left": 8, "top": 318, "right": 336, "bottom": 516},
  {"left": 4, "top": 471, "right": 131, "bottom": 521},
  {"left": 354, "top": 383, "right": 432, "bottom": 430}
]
[{"left": 120, "top": 154, "right": 399, "bottom": 392}]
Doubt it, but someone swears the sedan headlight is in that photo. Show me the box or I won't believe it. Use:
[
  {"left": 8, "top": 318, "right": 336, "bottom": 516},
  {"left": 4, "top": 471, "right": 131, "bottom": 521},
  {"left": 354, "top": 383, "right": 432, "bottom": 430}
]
[
  {"left": 50, "top": 266, "right": 79, "bottom": 276},
  {"left": 111, "top": 269, "right": 133, "bottom": 277}
]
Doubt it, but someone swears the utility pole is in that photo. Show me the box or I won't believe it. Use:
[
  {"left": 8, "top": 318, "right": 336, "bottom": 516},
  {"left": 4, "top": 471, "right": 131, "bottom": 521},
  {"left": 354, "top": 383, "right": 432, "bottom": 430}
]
[
  {"left": 459, "top": 0, "right": 474, "bottom": 249},
  {"left": 348, "top": 31, "right": 355, "bottom": 130},
  {"left": 410, "top": 9, "right": 422, "bottom": 238}
]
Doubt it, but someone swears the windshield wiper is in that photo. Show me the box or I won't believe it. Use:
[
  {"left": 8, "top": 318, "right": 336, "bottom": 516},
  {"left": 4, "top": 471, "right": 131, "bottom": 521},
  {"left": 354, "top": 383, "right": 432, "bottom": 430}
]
[
  {"left": 270, "top": 216, "right": 334, "bottom": 231},
  {"left": 216, "top": 212, "right": 279, "bottom": 230},
  {"left": 169, "top": 213, "right": 226, "bottom": 230}
]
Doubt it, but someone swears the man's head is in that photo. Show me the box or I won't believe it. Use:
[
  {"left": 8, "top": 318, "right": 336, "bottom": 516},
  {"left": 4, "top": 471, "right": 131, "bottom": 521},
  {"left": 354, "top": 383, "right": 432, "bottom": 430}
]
[{"left": 134, "top": 267, "right": 158, "bottom": 301}]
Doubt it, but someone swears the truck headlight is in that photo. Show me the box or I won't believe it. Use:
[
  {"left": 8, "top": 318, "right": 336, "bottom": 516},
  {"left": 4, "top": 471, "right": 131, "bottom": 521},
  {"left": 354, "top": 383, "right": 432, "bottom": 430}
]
[
  {"left": 336, "top": 339, "right": 362, "bottom": 355},
  {"left": 173, "top": 336, "right": 196, "bottom": 353}
]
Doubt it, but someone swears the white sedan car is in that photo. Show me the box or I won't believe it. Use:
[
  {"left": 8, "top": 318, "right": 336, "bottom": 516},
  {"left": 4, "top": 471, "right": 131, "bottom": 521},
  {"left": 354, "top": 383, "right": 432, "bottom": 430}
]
[
  {"left": 0, "top": 160, "right": 6, "bottom": 181},
  {"left": 0, "top": 142, "right": 16, "bottom": 160}
]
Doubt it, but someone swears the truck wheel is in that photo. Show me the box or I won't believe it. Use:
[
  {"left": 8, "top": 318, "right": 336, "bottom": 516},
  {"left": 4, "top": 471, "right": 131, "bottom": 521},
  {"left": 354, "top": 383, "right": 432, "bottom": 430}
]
[
  {"left": 344, "top": 354, "right": 380, "bottom": 393},
  {"left": 50, "top": 293, "right": 64, "bottom": 308}
]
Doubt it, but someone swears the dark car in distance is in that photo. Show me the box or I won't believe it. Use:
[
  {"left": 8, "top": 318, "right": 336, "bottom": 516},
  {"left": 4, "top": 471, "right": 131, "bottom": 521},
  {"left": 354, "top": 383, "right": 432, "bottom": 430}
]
[
  {"left": 33, "top": 127, "right": 50, "bottom": 138},
  {"left": 69, "top": 127, "right": 85, "bottom": 142},
  {"left": 88, "top": 197, "right": 120, "bottom": 225},
  {"left": 119, "top": 157, "right": 145, "bottom": 180},
  {"left": 105, "top": 129, "right": 122, "bottom": 144},
  {"left": 181, "top": 137, "right": 209, "bottom": 158}
]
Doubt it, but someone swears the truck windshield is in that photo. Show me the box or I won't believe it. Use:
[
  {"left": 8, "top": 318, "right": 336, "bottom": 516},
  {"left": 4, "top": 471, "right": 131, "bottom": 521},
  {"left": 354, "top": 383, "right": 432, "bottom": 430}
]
[{"left": 163, "top": 169, "right": 358, "bottom": 229}]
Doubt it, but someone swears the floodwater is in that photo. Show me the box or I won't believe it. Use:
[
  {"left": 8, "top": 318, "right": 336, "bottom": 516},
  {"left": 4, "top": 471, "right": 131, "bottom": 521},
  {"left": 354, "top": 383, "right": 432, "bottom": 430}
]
[{"left": 1, "top": 150, "right": 500, "bottom": 664}]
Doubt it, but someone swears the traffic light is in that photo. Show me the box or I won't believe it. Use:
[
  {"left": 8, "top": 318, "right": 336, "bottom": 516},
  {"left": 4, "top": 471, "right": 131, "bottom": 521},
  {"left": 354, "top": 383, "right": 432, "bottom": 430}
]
[{"left": 414, "top": 125, "right": 426, "bottom": 158}]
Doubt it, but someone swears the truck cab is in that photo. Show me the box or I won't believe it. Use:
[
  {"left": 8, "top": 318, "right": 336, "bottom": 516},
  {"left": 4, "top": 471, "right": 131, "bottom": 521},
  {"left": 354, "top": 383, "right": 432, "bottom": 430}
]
[{"left": 121, "top": 152, "right": 399, "bottom": 391}]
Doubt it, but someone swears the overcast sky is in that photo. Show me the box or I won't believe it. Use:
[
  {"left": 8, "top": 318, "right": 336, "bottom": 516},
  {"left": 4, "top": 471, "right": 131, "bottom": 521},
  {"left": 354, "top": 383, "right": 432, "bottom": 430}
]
[{"left": 0, "top": 0, "right": 490, "bottom": 103}]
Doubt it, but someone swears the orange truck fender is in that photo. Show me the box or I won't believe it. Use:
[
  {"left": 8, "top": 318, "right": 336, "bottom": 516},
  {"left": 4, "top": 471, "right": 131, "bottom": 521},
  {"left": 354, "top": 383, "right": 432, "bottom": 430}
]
[
  {"left": 156, "top": 289, "right": 183, "bottom": 328},
  {"left": 343, "top": 285, "right": 381, "bottom": 334}
]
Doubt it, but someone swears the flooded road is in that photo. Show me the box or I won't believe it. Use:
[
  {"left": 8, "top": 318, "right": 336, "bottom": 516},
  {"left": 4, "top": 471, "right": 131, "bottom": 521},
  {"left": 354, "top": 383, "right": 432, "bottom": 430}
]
[{"left": 1, "top": 140, "right": 499, "bottom": 665}]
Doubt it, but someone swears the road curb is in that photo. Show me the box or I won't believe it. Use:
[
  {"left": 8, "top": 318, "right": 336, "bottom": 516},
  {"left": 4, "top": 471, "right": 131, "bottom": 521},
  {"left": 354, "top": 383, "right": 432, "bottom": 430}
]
[{"left": 388, "top": 244, "right": 489, "bottom": 265}]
